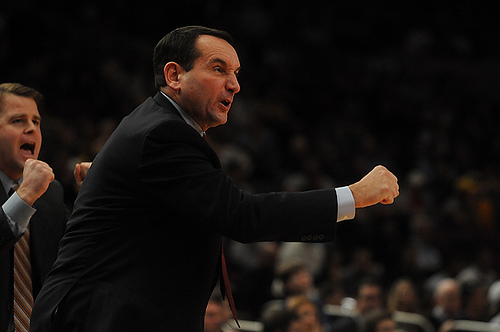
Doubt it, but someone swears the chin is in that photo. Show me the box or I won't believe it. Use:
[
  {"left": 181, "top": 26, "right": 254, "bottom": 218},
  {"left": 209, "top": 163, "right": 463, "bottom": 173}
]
[
  {"left": 209, "top": 118, "right": 227, "bottom": 129},
  {"left": 218, "top": 115, "right": 228, "bottom": 125}
]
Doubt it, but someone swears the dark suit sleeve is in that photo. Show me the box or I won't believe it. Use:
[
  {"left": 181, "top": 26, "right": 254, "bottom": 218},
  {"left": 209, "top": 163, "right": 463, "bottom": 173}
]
[
  {"left": 0, "top": 180, "right": 67, "bottom": 257},
  {"left": 0, "top": 208, "right": 18, "bottom": 256},
  {"left": 139, "top": 121, "right": 338, "bottom": 244}
]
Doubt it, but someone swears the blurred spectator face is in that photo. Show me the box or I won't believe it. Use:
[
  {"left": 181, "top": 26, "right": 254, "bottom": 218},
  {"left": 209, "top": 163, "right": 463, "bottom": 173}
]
[
  {"left": 204, "top": 301, "right": 224, "bottom": 332},
  {"left": 287, "top": 319, "right": 302, "bottom": 332},
  {"left": 388, "top": 279, "right": 419, "bottom": 312},
  {"left": 357, "top": 284, "right": 383, "bottom": 315},
  {"left": 435, "top": 279, "right": 461, "bottom": 317},
  {"left": 375, "top": 318, "right": 396, "bottom": 332},
  {"left": 285, "top": 268, "right": 313, "bottom": 295},
  {"left": 294, "top": 301, "right": 322, "bottom": 332},
  {"left": 397, "top": 281, "right": 418, "bottom": 311}
]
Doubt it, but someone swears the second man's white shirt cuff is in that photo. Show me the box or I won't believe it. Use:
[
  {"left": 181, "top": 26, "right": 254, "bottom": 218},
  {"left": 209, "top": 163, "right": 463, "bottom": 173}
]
[{"left": 2, "top": 192, "right": 36, "bottom": 236}]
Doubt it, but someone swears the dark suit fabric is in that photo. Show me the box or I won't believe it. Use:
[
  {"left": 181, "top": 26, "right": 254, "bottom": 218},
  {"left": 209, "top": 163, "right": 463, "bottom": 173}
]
[
  {"left": 0, "top": 180, "right": 67, "bottom": 332},
  {"left": 31, "top": 93, "right": 339, "bottom": 332}
]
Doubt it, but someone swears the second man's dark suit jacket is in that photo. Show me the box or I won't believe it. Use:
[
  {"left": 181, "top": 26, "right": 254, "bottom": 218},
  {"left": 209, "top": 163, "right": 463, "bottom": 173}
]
[
  {"left": 31, "top": 92, "right": 340, "bottom": 332},
  {"left": 0, "top": 180, "right": 67, "bottom": 332}
]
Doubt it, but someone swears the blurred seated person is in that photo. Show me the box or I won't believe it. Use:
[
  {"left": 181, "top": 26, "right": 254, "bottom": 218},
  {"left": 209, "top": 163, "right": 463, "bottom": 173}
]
[
  {"left": 427, "top": 278, "right": 463, "bottom": 332},
  {"left": 342, "top": 248, "right": 385, "bottom": 297},
  {"left": 331, "top": 278, "right": 385, "bottom": 332},
  {"left": 460, "top": 279, "right": 489, "bottom": 322},
  {"left": 320, "top": 282, "right": 346, "bottom": 306},
  {"left": 287, "top": 296, "right": 324, "bottom": 332},
  {"left": 386, "top": 278, "right": 421, "bottom": 314},
  {"left": 262, "top": 262, "right": 321, "bottom": 321},
  {"left": 363, "top": 310, "right": 397, "bottom": 332},
  {"left": 263, "top": 309, "right": 300, "bottom": 332},
  {"left": 280, "top": 261, "right": 320, "bottom": 301}
]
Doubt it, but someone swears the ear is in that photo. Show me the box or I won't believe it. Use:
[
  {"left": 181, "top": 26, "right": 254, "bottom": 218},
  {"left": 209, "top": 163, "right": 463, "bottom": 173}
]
[{"left": 164, "top": 62, "right": 182, "bottom": 90}]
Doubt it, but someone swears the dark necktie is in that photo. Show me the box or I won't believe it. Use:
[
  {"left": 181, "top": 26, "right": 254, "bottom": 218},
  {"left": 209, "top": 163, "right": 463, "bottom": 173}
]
[
  {"left": 9, "top": 183, "right": 33, "bottom": 332},
  {"left": 203, "top": 133, "right": 240, "bottom": 327}
]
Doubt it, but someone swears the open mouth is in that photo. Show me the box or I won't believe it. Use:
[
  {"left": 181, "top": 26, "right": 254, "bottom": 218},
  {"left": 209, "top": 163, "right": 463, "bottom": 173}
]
[
  {"left": 221, "top": 100, "right": 231, "bottom": 108},
  {"left": 20, "top": 143, "right": 35, "bottom": 154}
]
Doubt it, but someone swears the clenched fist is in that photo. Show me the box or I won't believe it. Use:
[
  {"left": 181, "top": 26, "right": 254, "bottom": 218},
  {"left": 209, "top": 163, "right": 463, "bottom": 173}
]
[
  {"left": 16, "top": 159, "right": 54, "bottom": 206},
  {"left": 349, "top": 165, "right": 399, "bottom": 208},
  {"left": 74, "top": 162, "right": 92, "bottom": 187}
]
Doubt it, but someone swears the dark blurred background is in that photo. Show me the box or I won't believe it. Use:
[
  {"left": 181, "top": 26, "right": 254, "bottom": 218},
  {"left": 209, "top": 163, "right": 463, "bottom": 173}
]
[{"left": 2, "top": 0, "right": 500, "bottom": 323}]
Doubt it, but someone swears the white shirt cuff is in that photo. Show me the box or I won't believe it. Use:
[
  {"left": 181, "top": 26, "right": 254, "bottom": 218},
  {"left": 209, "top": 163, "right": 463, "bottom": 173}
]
[
  {"left": 335, "top": 186, "right": 355, "bottom": 222},
  {"left": 2, "top": 192, "right": 36, "bottom": 236}
]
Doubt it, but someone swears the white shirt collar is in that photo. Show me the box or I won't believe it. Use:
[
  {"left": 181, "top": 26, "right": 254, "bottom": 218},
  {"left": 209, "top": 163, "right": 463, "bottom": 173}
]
[{"left": 0, "top": 170, "right": 21, "bottom": 195}]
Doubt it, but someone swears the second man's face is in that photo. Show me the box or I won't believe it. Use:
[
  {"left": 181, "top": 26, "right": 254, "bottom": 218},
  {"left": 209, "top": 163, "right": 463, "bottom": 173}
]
[
  {"left": 176, "top": 35, "right": 241, "bottom": 131},
  {"left": 0, "top": 93, "right": 42, "bottom": 179}
]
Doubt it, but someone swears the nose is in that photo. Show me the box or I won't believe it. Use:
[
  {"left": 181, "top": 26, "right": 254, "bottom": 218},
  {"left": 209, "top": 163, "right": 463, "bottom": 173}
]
[
  {"left": 227, "top": 74, "right": 240, "bottom": 94},
  {"left": 24, "top": 121, "right": 38, "bottom": 134}
]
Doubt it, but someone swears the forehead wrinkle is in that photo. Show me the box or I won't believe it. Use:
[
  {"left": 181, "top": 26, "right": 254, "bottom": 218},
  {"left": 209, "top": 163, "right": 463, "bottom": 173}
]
[
  {"left": 209, "top": 57, "right": 227, "bottom": 66},
  {"left": 9, "top": 113, "right": 41, "bottom": 121},
  {"left": 208, "top": 58, "right": 241, "bottom": 76}
]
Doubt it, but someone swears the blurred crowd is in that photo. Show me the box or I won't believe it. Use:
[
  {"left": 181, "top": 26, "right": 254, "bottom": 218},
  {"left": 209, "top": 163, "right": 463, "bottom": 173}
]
[{"left": 2, "top": 1, "right": 500, "bottom": 331}]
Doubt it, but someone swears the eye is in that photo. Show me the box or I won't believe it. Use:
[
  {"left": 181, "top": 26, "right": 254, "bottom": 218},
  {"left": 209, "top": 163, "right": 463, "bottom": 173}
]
[{"left": 214, "top": 66, "right": 224, "bottom": 73}]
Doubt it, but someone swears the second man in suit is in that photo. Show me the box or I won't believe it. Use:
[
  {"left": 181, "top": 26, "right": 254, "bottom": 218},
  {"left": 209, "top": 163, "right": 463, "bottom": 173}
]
[{"left": 0, "top": 83, "right": 89, "bottom": 332}]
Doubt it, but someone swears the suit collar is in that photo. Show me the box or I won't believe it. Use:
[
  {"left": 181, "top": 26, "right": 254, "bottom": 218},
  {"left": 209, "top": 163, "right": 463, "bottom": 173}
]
[
  {"left": 0, "top": 171, "right": 23, "bottom": 194},
  {"left": 154, "top": 91, "right": 204, "bottom": 137},
  {"left": 153, "top": 92, "right": 182, "bottom": 118},
  {"left": 153, "top": 91, "right": 220, "bottom": 168}
]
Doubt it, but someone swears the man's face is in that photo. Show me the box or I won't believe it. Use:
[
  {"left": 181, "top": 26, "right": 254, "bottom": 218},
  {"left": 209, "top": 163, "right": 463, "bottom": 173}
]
[
  {"left": 177, "top": 35, "right": 240, "bottom": 131},
  {"left": 0, "top": 93, "right": 42, "bottom": 179}
]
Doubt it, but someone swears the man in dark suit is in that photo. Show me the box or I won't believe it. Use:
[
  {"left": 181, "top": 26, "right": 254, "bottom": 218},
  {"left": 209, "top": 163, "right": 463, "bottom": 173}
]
[
  {"left": 31, "top": 26, "right": 399, "bottom": 332},
  {"left": 0, "top": 83, "right": 67, "bottom": 332}
]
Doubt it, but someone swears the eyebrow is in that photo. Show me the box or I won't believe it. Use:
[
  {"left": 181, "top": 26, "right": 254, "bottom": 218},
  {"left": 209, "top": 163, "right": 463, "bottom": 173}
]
[
  {"left": 209, "top": 58, "right": 241, "bottom": 74},
  {"left": 10, "top": 113, "right": 42, "bottom": 121}
]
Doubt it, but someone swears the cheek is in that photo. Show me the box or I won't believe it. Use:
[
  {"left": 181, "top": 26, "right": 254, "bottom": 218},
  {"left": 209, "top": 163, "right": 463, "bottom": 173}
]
[
  {"left": 34, "top": 134, "right": 42, "bottom": 153},
  {"left": 1, "top": 134, "right": 17, "bottom": 151},
  {"left": 185, "top": 83, "right": 211, "bottom": 109}
]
